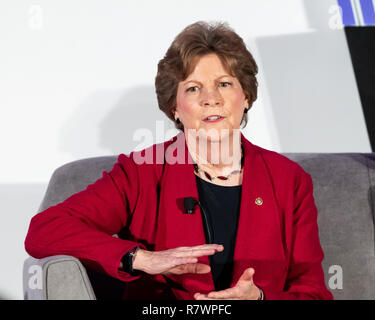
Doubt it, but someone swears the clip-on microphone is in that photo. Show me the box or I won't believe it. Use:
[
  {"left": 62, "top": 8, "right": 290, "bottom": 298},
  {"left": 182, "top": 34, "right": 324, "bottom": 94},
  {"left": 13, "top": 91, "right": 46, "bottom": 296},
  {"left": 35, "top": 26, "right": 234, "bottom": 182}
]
[
  {"left": 183, "top": 197, "right": 198, "bottom": 214},
  {"left": 183, "top": 197, "right": 212, "bottom": 244}
]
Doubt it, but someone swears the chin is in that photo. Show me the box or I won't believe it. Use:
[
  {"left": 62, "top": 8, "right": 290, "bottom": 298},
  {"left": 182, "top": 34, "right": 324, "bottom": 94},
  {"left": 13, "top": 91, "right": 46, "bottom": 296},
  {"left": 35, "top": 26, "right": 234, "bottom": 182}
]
[{"left": 197, "top": 126, "right": 234, "bottom": 143}]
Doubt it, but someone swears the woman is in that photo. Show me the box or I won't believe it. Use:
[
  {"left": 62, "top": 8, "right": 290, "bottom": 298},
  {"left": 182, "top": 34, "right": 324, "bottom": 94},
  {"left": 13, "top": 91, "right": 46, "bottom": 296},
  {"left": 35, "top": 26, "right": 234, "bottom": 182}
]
[{"left": 25, "top": 21, "right": 333, "bottom": 300}]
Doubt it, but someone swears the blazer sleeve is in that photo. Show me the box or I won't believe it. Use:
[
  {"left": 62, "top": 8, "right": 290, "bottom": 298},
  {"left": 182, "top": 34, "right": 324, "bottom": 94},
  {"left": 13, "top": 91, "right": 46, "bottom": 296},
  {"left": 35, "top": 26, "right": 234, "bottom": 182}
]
[
  {"left": 24, "top": 153, "right": 146, "bottom": 282},
  {"left": 263, "top": 169, "right": 334, "bottom": 300}
]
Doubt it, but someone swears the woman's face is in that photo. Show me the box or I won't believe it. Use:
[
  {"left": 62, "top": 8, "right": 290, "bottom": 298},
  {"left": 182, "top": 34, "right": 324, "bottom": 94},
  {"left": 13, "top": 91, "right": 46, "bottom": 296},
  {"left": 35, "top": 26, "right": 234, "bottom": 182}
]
[{"left": 175, "top": 53, "right": 249, "bottom": 141}]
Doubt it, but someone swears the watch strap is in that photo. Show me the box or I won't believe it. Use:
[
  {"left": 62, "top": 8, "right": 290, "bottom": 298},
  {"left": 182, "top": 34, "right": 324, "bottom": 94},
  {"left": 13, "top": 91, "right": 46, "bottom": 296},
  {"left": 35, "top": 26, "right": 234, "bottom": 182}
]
[{"left": 121, "top": 246, "right": 141, "bottom": 276}]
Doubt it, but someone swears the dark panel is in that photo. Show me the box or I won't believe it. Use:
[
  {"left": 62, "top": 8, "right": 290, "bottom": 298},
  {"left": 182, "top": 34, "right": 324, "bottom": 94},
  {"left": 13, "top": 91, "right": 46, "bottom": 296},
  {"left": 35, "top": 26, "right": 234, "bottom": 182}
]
[{"left": 345, "top": 26, "right": 375, "bottom": 151}]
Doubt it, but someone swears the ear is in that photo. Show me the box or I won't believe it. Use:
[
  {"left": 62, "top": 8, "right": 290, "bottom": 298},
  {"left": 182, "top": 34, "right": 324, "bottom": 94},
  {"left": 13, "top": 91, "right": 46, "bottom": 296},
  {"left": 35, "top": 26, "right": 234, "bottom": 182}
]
[
  {"left": 174, "top": 109, "right": 179, "bottom": 121},
  {"left": 245, "top": 97, "right": 249, "bottom": 109}
]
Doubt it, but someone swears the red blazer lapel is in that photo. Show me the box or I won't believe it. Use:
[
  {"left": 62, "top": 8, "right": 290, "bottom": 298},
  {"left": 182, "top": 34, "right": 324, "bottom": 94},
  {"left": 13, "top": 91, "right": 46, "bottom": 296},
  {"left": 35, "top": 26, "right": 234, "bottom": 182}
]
[
  {"left": 230, "top": 133, "right": 287, "bottom": 288},
  {"left": 157, "top": 132, "right": 215, "bottom": 294}
]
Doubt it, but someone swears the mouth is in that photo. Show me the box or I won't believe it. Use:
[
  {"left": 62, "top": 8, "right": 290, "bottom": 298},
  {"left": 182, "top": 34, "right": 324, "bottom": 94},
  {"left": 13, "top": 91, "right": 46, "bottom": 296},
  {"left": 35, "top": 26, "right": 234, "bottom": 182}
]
[{"left": 203, "top": 115, "right": 225, "bottom": 123}]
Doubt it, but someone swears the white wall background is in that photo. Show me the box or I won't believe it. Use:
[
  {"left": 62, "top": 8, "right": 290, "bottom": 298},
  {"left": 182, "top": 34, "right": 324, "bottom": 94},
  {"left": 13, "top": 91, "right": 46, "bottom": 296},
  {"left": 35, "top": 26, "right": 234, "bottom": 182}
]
[{"left": 0, "top": 0, "right": 371, "bottom": 299}]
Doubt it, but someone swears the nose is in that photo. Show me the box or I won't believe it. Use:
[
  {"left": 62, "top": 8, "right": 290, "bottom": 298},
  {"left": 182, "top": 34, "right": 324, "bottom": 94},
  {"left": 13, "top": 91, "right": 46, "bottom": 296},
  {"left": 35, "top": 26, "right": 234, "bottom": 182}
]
[{"left": 200, "top": 87, "right": 223, "bottom": 107}]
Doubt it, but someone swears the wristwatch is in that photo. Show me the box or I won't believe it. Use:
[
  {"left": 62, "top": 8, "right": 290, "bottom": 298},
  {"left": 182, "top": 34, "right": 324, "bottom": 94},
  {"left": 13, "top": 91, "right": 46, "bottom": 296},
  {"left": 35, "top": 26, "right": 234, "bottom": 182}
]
[{"left": 121, "top": 246, "right": 141, "bottom": 276}]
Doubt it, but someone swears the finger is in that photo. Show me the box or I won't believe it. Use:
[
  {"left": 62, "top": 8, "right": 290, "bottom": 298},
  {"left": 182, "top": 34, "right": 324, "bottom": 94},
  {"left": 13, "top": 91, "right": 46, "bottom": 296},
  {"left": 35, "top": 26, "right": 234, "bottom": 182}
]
[
  {"left": 176, "top": 244, "right": 224, "bottom": 252},
  {"left": 173, "top": 248, "right": 215, "bottom": 256},
  {"left": 240, "top": 268, "right": 255, "bottom": 281},
  {"left": 172, "top": 246, "right": 224, "bottom": 259},
  {"left": 169, "top": 263, "right": 211, "bottom": 275},
  {"left": 195, "top": 293, "right": 239, "bottom": 300},
  {"left": 192, "top": 244, "right": 224, "bottom": 250},
  {"left": 173, "top": 248, "right": 219, "bottom": 258},
  {"left": 197, "top": 297, "right": 240, "bottom": 300},
  {"left": 175, "top": 256, "right": 199, "bottom": 265},
  {"left": 166, "top": 254, "right": 199, "bottom": 265},
  {"left": 196, "top": 296, "right": 221, "bottom": 300},
  {"left": 179, "top": 263, "right": 210, "bottom": 274},
  {"left": 238, "top": 268, "right": 255, "bottom": 283},
  {"left": 206, "top": 287, "right": 240, "bottom": 299}
]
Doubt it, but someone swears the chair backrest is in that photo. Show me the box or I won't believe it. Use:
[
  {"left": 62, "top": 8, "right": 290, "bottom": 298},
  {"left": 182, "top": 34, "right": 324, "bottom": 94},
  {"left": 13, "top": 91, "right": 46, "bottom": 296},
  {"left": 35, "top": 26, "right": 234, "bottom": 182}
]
[
  {"left": 39, "top": 152, "right": 375, "bottom": 299},
  {"left": 38, "top": 156, "right": 118, "bottom": 212},
  {"left": 284, "top": 153, "right": 375, "bottom": 300}
]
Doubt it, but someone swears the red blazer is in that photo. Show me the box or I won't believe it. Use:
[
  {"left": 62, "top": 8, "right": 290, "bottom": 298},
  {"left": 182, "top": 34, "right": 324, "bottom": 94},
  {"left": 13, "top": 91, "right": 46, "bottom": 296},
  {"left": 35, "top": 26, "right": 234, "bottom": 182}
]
[{"left": 25, "top": 132, "right": 333, "bottom": 300}]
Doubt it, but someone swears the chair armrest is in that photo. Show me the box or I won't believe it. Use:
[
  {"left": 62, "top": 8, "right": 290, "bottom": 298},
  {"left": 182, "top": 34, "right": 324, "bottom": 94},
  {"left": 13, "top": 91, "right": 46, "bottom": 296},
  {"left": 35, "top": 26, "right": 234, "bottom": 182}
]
[{"left": 23, "top": 255, "right": 96, "bottom": 300}]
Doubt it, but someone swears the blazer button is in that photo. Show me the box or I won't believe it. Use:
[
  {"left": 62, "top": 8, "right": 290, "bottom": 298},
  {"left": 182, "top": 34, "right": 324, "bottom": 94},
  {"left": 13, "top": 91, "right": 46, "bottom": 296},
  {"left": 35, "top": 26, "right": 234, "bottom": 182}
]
[{"left": 255, "top": 197, "right": 263, "bottom": 205}]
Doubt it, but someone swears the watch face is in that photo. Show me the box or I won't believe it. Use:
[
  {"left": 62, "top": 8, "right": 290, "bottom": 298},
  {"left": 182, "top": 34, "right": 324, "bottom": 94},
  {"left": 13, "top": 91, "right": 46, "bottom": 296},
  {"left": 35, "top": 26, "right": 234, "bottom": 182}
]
[{"left": 122, "top": 247, "right": 141, "bottom": 275}]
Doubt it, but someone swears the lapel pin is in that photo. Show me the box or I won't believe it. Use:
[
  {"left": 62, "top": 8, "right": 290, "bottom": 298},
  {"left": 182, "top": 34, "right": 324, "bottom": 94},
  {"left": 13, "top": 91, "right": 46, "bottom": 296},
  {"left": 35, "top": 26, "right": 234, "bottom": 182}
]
[{"left": 255, "top": 197, "right": 263, "bottom": 206}]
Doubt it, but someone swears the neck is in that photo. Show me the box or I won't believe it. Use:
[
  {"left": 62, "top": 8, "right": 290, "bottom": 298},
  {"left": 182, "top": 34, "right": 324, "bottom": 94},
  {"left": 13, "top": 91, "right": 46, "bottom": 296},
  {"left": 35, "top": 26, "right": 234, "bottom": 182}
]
[{"left": 185, "top": 129, "right": 242, "bottom": 173}]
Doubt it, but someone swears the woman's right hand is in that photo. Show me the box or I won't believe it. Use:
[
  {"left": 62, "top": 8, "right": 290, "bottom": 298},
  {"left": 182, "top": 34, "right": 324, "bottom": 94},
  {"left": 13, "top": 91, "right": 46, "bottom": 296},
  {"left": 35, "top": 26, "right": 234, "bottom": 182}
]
[{"left": 132, "top": 244, "right": 224, "bottom": 275}]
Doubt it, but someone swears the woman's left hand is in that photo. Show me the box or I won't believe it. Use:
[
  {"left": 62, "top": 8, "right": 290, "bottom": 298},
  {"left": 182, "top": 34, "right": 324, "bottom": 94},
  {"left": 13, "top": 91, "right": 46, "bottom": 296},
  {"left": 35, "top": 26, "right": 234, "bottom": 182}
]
[{"left": 194, "top": 267, "right": 261, "bottom": 300}]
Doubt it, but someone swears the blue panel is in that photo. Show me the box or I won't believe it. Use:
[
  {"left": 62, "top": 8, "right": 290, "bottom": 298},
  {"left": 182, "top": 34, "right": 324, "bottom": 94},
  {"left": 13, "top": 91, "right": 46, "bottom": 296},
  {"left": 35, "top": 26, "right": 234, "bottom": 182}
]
[
  {"left": 360, "top": 0, "right": 375, "bottom": 25},
  {"left": 338, "top": 0, "right": 357, "bottom": 25}
]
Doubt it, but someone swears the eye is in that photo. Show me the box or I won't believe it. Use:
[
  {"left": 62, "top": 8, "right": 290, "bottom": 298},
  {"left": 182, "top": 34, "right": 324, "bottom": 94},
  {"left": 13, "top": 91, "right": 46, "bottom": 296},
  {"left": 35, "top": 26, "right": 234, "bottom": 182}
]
[
  {"left": 186, "top": 86, "right": 199, "bottom": 92},
  {"left": 219, "top": 81, "right": 232, "bottom": 87}
]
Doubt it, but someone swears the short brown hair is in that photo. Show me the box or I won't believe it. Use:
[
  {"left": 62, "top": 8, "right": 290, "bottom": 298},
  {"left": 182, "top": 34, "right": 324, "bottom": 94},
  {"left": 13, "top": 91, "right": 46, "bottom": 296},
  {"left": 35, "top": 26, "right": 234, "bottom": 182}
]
[{"left": 155, "top": 20, "right": 258, "bottom": 131}]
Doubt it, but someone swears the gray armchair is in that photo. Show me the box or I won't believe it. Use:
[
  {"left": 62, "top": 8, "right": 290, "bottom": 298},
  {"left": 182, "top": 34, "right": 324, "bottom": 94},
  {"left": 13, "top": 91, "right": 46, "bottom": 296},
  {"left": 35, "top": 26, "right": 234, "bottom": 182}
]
[{"left": 23, "top": 153, "right": 375, "bottom": 300}]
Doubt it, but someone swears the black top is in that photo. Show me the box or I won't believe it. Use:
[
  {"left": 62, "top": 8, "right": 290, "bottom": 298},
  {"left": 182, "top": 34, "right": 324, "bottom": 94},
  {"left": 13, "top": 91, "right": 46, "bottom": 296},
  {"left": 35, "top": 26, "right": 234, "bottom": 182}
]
[{"left": 195, "top": 175, "right": 242, "bottom": 291}]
